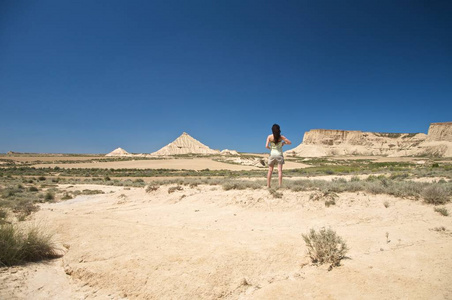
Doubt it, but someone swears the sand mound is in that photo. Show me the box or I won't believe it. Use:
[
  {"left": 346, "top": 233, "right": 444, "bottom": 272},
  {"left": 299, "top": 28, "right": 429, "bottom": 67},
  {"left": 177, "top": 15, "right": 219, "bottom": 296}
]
[{"left": 151, "top": 132, "right": 219, "bottom": 156}]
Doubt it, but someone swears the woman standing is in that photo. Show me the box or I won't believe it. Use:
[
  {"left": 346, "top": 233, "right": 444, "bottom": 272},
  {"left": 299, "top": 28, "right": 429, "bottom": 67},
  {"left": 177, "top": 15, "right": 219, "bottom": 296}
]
[{"left": 266, "top": 124, "right": 291, "bottom": 188}]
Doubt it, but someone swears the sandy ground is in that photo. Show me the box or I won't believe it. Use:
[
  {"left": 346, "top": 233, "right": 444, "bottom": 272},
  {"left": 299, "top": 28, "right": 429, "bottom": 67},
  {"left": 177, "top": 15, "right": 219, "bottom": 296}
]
[
  {"left": 32, "top": 158, "right": 310, "bottom": 170},
  {"left": 1, "top": 182, "right": 451, "bottom": 300}
]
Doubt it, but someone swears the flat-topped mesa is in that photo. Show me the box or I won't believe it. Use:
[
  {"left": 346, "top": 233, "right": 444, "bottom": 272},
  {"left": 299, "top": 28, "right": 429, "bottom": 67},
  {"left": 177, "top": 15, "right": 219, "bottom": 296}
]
[
  {"left": 302, "top": 129, "right": 425, "bottom": 147},
  {"left": 426, "top": 122, "right": 452, "bottom": 142},
  {"left": 151, "top": 132, "right": 219, "bottom": 156}
]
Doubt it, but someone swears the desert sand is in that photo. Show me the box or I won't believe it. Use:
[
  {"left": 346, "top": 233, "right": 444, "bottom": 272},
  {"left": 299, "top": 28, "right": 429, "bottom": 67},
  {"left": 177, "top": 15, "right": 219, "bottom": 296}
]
[
  {"left": 32, "top": 157, "right": 310, "bottom": 171},
  {"left": 1, "top": 174, "right": 452, "bottom": 299}
]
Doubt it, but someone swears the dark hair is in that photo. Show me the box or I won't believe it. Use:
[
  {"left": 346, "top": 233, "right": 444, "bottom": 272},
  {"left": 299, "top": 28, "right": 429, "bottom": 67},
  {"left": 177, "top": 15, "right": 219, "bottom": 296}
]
[{"left": 272, "top": 124, "right": 281, "bottom": 144}]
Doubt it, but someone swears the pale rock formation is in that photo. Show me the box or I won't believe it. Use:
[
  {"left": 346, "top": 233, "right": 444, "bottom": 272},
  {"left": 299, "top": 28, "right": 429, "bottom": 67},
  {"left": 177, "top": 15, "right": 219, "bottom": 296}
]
[
  {"left": 106, "top": 148, "right": 131, "bottom": 157},
  {"left": 220, "top": 149, "right": 240, "bottom": 156},
  {"left": 426, "top": 122, "right": 452, "bottom": 142},
  {"left": 287, "top": 122, "right": 452, "bottom": 157},
  {"left": 151, "top": 132, "right": 219, "bottom": 156}
]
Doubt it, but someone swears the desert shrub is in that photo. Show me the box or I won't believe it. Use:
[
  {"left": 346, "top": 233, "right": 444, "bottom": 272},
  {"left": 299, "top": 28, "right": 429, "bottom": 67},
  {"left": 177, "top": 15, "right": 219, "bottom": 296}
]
[
  {"left": 302, "top": 227, "right": 348, "bottom": 269},
  {"left": 269, "top": 188, "right": 283, "bottom": 198},
  {"left": 434, "top": 207, "right": 448, "bottom": 216},
  {"left": 61, "top": 193, "right": 72, "bottom": 200},
  {"left": 350, "top": 176, "right": 361, "bottom": 182},
  {"left": 0, "top": 209, "right": 7, "bottom": 223},
  {"left": 168, "top": 186, "right": 183, "bottom": 194},
  {"left": 29, "top": 186, "right": 39, "bottom": 192},
  {"left": 324, "top": 199, "right": 336, "bottom": 207},
  {"left": 222, "top": 180, "right": 261, "bottom": 191},
  {"left": 13, "top": 200, "right": 38, "bottom": 216},
  {"left": 310, "top": 191, "right": 338, "bottom": 203},
  {"left": 44, "top": 191, "right": 55, "bottom": 202},
  {"left": 145, "top": 185, "right": 159, "bottom": 193},
  {"left": 81, "top": 189, "right": 104, "bottom": 195},
  {"left": 0, "top": 223, "right": 60, "bottom": 266},
  {"left": 422, "top": 185, "right": 450, "bottom": 205},
  {"left": 383, "top": 201, "right": 390, "bottom": 208},
  {"left": 38, "top": 176, "right": 46, "bottom": 181},
  {"left": 389, "top": 172, "right": 410, "bottom": 180}
]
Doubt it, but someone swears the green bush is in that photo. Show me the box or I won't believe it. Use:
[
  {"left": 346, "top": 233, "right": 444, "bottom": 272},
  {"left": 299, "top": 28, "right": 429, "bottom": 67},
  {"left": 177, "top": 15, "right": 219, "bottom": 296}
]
[
  {"left": 0, "top": 223, "right": 60, "bottom": 266},
  {"left": 302, "top": 227, "right": 348, "bottom": 269}
]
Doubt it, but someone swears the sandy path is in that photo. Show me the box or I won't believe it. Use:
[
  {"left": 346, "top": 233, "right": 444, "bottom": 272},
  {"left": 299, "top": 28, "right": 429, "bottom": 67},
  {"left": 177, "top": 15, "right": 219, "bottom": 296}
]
[
  {"left": 32, "top": 158, "right": 309, "bottom": 170},
  {"left": 1, "top": 184, "right": 451, "bottom": 299}
]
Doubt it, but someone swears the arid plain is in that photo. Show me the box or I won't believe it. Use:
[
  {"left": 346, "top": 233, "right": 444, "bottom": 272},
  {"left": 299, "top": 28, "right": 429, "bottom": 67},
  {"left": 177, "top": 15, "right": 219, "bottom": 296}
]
[{"left": 1, "top": 152, "right": 451, "bottom": 300}]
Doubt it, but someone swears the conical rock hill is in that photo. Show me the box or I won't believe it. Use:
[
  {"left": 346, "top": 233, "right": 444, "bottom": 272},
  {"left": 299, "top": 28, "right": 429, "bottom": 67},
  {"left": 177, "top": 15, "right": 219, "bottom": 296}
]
[
  {"left": 106, "top": 147, "right": 131, "bottom": 157},
  {"left": 151, "top": 132, "right": 219, "bottom": 156}
]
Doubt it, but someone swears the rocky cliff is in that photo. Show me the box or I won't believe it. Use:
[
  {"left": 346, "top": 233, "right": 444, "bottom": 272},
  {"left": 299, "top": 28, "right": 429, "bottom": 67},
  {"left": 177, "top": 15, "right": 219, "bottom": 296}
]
[
  {"left": 287, "top": 122, "right": 452, "bottom": 157},
  {"left": 426, "top": 122, "right": 452, "bottom": 142}
]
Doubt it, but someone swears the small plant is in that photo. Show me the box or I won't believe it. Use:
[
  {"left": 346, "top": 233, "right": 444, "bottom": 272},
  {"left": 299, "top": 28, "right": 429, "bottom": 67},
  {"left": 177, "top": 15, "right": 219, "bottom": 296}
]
[
  {"left": 29, "top": 186, "right": 39, "bottom": 192},
  {"left": 310, "top": 191, "right": 338, "bottom": 203},
  {"left": 324, "top": 199, "right": 336, "bottom": 207},
  {"left": 168, "top": 186, "right": 183, "bottom": 194},
  {"left": 81, "top": 189, "right": 104, "bottom": 195},
  {"left": 38, "top": 176, "right": 46, "bottom": 181},
  {"left": 383, "top": 201, "right": 390, "bottom": 208},
  {"left": 433, "top": 226, "right": 446, "bottom": 232},
  {"left": 434, "top": 207, "right": 449, "bottom": 216},
  {"left": 269, "top": 188, "right": 283, "bottom": 199},
  {"left": 145, "top": 185, "right": 159, "bottom": 193},
  {"left": 61, "top": 193, "right": 72, "bottom": 200},
  {"left": 422, "top": 185, "right": 450, "bottom": 205},
  {"left": 302, "top": 227, "right": 348, "bottom": 269},
  {"left": 0, "top": 209, "right": 7, "bottom": 223},
  {"left": 44, "top": 191, "right": 55, "bottom": 202}
]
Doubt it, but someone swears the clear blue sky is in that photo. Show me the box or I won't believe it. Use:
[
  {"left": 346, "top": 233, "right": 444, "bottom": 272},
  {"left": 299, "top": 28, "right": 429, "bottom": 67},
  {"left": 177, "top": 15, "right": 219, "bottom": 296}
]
[{"left": 1, "top": 0, "right": 451, "bottom": 154}]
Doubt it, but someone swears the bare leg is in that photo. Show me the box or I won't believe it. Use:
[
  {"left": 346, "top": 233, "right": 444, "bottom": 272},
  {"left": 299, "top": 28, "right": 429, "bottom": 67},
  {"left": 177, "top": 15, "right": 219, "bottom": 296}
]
[
  {"left": 278, "top": 163, "right": 283, "bottom": 187},
  {"left": 267, "top": 165, "right": 274, "bottom": 188}
]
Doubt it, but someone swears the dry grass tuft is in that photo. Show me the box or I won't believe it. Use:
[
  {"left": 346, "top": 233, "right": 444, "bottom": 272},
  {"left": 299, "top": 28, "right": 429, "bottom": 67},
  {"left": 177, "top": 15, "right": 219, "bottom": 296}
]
[
  {"left": 302, "top": 227, "right": 348, "bottom": 269},
  {"left": 0, "top": 223, "right": 61, "bottom": 267}
]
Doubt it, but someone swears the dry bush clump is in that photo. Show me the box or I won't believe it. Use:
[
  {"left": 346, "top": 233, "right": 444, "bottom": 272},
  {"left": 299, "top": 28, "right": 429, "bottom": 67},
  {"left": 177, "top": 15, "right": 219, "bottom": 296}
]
[
  {"left": 145, "top": 185, "right": 159, "bottom": 193},
  {"left": 310, "top": 191, "right": 338, "bottom": 205},
  {"left": 434, "top": 207, "right": 449, "bottom": 216},
  {"left": 302, "top": 227, "right": 348, "bottom": 269},
  {"left": 422, "top": 185, "right": 450, "bottom": 205},
  {"left": 222, "top": 180, "right": 262, "bottom": 191},
  {"left": 268, "top": 188, "right": 283, "bottom": 198},
  {"left": 0, "top": 223, "right": 60, "bottom": 267},
  {"left": 168, "top": 186, "right": 183, "bottom": 194}
]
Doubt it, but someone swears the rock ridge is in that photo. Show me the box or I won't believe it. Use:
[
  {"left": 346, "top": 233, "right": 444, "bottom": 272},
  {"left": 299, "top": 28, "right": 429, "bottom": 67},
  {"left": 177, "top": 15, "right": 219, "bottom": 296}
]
[{"left": 287, "top": 122, "right": 452, "bottom": 157}]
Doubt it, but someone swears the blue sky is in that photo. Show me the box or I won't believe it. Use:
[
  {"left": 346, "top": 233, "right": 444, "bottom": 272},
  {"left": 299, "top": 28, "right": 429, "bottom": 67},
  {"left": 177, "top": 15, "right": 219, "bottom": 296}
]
[{"left": 1, "top": 0, "right": 451, "bottom": 154}]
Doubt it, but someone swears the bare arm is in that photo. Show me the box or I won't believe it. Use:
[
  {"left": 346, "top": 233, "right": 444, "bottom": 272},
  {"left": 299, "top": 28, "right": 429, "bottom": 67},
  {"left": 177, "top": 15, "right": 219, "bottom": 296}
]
[
  {"left": 281, "top": 135, "right": 292, "bottom": 146},
  {"left": 265, "top": 135, "right": 271, "bottom": 149}
]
